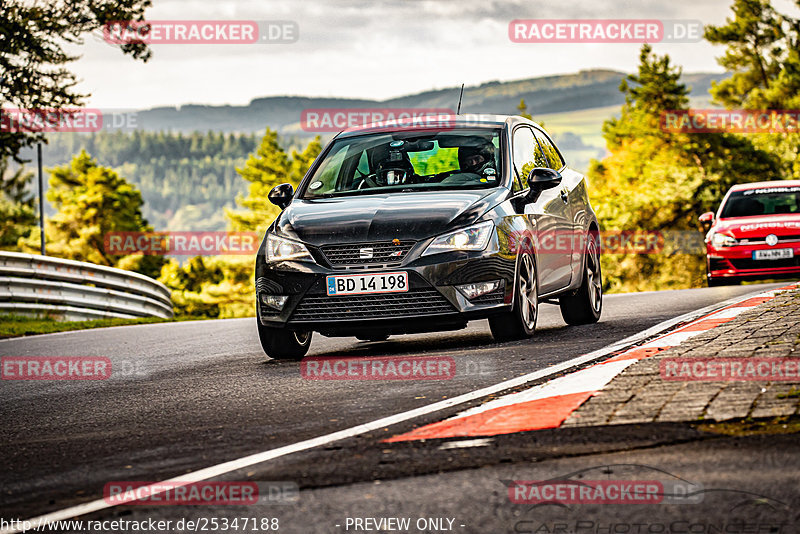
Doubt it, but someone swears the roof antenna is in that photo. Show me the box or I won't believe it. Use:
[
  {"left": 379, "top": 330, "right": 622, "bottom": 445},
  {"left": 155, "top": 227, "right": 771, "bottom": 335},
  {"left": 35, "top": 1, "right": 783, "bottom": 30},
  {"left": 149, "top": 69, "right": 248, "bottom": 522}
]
[{"left": 456, "top": 83, "right": 464, "bottom": 115}]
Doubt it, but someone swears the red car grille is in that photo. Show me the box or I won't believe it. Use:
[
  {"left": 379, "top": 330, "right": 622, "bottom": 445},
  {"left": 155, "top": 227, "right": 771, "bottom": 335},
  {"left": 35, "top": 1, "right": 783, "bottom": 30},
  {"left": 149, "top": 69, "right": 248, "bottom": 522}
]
[{"left": 729, "top": 257, "right": 800, "bottom": 270}]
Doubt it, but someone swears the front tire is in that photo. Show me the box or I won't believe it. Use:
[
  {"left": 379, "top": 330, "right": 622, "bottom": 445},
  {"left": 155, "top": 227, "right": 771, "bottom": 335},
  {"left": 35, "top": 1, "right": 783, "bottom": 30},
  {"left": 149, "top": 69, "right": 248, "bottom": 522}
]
[
  {"left": 257, "top": 321, "right": 311, "bottom": 360},
  {"left": 560, "top": 234, "right": 602, "bottom": 325},
  {"left": 489, "top": 252, "right": 538, "bottom": 342}
]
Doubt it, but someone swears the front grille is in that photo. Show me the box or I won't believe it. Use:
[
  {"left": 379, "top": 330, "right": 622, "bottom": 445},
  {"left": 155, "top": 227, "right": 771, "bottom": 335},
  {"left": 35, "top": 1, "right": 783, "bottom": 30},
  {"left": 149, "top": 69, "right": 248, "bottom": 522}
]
[
  {"left": 290, "top": 289, "right": 455, "bottom": 322},
  {"left": 738, "top": 234, "right": 800, "bottom": 245},
  {"left": 709, "top": 258, "right": 732, "bottom": 271},
  {"left": 729, "top": 257, "right": 800, "bottom": 270},
  {"left": 320, "top": 241, "right": 415, "bottom": 267}
]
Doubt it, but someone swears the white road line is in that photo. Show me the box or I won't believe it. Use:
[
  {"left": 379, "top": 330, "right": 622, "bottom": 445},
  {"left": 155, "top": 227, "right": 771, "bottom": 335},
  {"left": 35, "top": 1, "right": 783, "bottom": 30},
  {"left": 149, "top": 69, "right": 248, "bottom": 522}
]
[
  {"left": 452, "top": 359, "right": 637, "bottom": 419},
  {"left": 1, "top": 286, "right": 785, "bottom": 534}
]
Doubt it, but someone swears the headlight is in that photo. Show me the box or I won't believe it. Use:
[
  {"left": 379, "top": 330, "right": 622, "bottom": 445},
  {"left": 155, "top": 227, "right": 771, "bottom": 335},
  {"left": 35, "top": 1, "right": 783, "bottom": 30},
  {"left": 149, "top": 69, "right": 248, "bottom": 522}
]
[
  {"left": 266, "top": 234, "right": 314, "bottom": 262},
  {"left": 422, "top": 221, "right": 494, "bottom": 256},
  {"left": 711, "top": 233, "right": 737, "bottom": 247}
]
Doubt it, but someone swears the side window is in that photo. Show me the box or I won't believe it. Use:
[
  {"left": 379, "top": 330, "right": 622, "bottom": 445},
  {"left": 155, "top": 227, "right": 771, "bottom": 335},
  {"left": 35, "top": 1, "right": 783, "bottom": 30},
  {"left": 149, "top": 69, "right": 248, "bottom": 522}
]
[
  {"left": 512, "top": 127, "right": 538, "bottom": 188},
  {"left": 534, "top": 130, "right": 564, "bottom": 170},
  {"left": 356, "top": 151, "right": 370, "bottom": 177}
]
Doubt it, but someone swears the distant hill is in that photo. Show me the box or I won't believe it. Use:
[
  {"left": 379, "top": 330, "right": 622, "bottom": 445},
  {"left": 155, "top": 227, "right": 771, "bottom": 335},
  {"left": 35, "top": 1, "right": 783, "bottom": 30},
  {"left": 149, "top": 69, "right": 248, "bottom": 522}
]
[
  {"left": 131, "top": 69, "right": 728, "bottom": 136},
  {"left": 12, "top": 69, "right": 730, "bottom": 235}
]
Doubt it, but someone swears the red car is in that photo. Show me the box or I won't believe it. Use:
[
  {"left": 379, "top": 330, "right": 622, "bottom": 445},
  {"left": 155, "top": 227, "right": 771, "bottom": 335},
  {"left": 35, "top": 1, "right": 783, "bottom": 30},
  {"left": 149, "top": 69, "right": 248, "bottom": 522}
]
[{"left": 701, "top": 180, "right": 800, "bottom": 286}]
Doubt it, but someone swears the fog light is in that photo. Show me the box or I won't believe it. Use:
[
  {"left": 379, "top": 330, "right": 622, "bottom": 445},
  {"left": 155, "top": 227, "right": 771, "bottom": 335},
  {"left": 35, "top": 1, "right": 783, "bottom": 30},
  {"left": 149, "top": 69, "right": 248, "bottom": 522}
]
[
  {"left": 457, "top": 280, "right": 501, "bottom": 300},
  {"left": 260, "top": 294, "right": 288, "bottom": 310}
]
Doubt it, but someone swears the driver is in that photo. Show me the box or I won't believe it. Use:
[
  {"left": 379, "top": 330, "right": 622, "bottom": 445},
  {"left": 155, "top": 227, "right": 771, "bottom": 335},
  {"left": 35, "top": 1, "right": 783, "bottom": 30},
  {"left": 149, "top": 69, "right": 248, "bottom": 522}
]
[
  {"left": 458, "top": 141, "right": 496, "bottom": 175},
  {"left": 368, "top": 144, "right": 415, "bottom": 186}
]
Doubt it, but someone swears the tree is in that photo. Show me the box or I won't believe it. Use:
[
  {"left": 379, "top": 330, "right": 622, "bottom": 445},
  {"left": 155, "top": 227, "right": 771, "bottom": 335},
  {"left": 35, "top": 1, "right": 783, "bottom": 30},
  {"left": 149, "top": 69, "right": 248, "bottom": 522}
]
[
  {"left": 705, "top": 0, "right": 800, "bottom": 178},
  {"left": 517, "top": 98, "right": 533, "bottom": 120},
  {"left": 19, "top": 150, "right": 165, "bottom": 278},
  {"left": 704, "top": 0, "right": 788, "bottom": 109},
  {"left": 0, "top": 157, "right": 36, "bottom": 249},
  {"left": 0, "top": 0, "right": 153, "bottom": 162},
  {"left": 158, "top": 257, "right": 225, "bottom": 318},
  {"left": 227, "top": 129, "right": 321, "bottom": 233},
  {"left": 158, "top": 132, "right": 323, "bottom": 318},
  {"left": 589, "top": 45, "right": 780, "bottom": 292}
]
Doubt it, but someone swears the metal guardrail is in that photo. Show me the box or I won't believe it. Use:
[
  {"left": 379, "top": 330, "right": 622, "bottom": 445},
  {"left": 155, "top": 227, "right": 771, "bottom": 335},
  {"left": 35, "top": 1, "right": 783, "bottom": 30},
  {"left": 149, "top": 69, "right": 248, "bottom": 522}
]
[{"left": 0, "top": 252, "right": 173, "bottom": 321}]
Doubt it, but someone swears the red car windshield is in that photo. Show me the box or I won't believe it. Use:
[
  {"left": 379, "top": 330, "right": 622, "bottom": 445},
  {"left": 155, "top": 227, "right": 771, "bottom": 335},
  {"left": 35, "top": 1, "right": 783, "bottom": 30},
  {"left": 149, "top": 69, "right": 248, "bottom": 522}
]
[{"left": 719, "top": 186, "right": 800, "bottom": 218}]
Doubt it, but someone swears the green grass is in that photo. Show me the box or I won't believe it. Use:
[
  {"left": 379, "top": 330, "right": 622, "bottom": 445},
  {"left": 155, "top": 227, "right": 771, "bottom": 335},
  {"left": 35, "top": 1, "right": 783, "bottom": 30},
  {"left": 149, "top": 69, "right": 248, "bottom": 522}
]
[
  {"left": 696, "top": 416, "right": 800, "bottom": 436},
  {"left": 0, "top": 314, "right": 195, "bottom": 339}
]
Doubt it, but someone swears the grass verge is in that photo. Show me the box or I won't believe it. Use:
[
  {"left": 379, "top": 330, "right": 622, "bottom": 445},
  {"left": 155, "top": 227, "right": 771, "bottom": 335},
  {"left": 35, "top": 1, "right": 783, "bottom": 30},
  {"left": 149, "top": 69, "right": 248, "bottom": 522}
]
[{"left": 0, "top": 314, "right": 206, "bottom": 339}]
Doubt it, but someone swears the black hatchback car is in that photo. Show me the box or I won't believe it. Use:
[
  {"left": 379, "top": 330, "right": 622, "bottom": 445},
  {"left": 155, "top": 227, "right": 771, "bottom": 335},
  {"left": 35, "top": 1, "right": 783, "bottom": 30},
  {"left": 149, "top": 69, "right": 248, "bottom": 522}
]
[{"left": 255, "top": 115, "right": 602, "bottom": 359}]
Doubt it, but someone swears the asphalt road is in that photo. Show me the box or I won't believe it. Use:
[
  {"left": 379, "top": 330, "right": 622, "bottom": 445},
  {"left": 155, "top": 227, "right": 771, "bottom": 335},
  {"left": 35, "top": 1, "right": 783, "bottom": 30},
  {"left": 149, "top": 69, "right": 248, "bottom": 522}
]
[{"left": 0, "top": 282, "right": 791, "bottom": 532}]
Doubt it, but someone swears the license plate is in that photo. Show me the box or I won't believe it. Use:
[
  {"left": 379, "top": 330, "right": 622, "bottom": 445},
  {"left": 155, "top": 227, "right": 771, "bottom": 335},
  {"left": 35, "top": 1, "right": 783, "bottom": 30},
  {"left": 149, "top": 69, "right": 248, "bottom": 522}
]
[
  {"left": 326, "top": 272, "right": 409, "bottom": 296},
  {"left": 753, "top": 248, "right": 794, "bottom": 260}
]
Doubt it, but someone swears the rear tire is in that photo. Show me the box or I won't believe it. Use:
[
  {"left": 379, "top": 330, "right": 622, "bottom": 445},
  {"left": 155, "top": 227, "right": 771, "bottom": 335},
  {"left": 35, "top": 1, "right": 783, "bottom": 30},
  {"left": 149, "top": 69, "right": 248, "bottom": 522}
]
[
  {"left": 257, "top": 321, "right": 311, "bottom": 360},
  {"left": 560, "top": 234, "right": 602, "bottom": 325},
  {"left": 489, "top": 252, "right": 538, "bottom": 342}
]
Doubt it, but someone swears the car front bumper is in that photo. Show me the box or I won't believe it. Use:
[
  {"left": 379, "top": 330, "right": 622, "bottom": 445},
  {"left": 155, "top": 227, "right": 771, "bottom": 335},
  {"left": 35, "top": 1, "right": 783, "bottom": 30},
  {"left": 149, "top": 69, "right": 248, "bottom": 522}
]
[
  {"left": 255, "top": 247, "right": 517, "bottom": 337},
  {"left": 706, "top": 243, "right": 800, "bottom": 282}
]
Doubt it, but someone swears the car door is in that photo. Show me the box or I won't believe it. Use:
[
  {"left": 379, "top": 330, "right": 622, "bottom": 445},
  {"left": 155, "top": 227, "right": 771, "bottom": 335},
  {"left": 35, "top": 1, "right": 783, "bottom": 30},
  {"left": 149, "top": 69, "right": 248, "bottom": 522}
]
[
  {"left": 511, "top": 125, "right": 573, "bottom": 294},
  {"left": 533, "top": 128, "right": 577, "bottom": 286}
]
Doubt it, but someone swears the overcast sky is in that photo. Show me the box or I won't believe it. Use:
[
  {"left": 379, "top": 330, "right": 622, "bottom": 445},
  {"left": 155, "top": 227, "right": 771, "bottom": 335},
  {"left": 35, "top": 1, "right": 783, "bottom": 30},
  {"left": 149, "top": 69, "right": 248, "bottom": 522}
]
[{"left": 70, "top": 0, "right": 800, "bottom": 109}]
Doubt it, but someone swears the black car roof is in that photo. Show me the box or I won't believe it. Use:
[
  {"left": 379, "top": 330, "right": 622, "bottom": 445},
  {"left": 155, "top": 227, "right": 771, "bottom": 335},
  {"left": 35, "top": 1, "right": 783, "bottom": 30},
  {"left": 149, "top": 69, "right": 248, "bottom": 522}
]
[{"left": 335, "top": 114, "right": 517, "bottom": 139}]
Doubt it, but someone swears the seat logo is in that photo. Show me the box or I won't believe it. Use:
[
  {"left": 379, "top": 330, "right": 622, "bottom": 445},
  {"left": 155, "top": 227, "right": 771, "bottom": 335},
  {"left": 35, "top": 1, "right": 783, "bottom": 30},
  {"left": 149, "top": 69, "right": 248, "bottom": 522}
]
[{"left": 360, "top": 248, "right": 374, "bottom": 259}]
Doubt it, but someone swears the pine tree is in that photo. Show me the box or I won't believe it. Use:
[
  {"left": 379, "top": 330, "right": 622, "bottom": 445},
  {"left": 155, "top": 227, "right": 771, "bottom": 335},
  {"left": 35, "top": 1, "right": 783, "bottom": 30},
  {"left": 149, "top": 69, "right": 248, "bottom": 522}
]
[
  {"left": 705, "top": 0, "right": 800, "bottom": 178},
  {"left": 589, "top": 45, "right": 780, "bottom": 292},
  {"left": 704, "top": 0, "right": 786, "bottom": 109},
  {"left": 227, "top": 129, "right": 320, "bottom": 233},
  {"left": 19, "top": 150, "right": 165, "bottom": 278}
]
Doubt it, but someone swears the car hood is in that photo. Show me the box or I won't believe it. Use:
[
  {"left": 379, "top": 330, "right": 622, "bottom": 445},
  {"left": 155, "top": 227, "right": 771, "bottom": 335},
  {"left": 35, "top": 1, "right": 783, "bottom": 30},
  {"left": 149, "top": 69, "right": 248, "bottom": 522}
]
[
  {"left": 274, "top": 189, "right": 505, "bottom": 246},
  {"left": 715, "top": 214, "right": 800, "bottom": 238}
]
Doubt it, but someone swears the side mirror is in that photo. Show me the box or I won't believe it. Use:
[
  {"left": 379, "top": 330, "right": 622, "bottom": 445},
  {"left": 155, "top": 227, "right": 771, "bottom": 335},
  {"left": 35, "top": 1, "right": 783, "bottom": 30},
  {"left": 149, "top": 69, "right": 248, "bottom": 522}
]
[
  {"left": 525, "top": 167, "right": 562, "bottom": 201},
  {"left": 268, "top": 183, "right": 294, "bottom": 209},
  {"left": 699, "top": 212, "right": 715, "bottom": 228}
]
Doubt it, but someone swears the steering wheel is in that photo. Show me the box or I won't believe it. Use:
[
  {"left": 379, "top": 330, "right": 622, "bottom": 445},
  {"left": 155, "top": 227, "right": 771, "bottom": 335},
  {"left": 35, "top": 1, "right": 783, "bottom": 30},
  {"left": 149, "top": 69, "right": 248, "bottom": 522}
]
[{"left": 355, "top": 170, "right": 380, "bottom": 189}]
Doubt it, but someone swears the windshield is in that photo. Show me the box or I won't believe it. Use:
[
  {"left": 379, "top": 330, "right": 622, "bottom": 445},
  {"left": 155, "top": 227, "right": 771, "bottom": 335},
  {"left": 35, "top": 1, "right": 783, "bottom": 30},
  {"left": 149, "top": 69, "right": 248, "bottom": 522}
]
[
  {"left": 719, "top": 186, "right": 800, "bottom": 218},
  {"left": 301, "top": 129, "right": 502, "bottom": 198}
]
